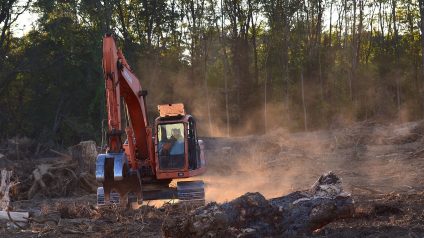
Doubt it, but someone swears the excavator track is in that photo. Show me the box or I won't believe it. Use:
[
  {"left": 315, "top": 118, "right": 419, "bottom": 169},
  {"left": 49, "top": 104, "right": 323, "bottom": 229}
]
[
  {"left": 97, "top": 180, "right": 206, "bottom": 206},
  {"left": 177, "top": 181, "right": 205, "bottom": 204}
]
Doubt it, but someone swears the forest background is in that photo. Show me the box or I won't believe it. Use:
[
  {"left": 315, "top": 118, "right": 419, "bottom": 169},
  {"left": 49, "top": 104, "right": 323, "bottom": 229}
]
[{"left": 1, "top": 0, "right": 424, "bottom": 146}]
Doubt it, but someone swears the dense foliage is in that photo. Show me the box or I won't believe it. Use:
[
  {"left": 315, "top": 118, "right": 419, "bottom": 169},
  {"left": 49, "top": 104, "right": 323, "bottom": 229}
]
[{"left": 1, "top": 0, "right": 424, "bottom": 145}]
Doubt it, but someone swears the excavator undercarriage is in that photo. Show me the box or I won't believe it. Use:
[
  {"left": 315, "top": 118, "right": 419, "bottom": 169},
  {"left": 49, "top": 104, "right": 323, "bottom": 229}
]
[
  {"left": 96, "top": 152, "right": 205, "bottom": 205},
  {"left": 96, "top": 181, "right": 205, "bottom": 206}
]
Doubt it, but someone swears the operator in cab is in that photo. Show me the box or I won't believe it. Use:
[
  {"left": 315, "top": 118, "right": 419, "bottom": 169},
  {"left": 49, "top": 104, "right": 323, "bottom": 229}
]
[{"left": 170, "top": 128, "right": 183, "bottom": 141}]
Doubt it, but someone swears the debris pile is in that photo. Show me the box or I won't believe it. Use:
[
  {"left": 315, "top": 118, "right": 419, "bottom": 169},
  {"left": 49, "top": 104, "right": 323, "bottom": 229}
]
[
  {"left": 0, "top": 139, "right": 98, "bottom": 200},
  {"left": 163, "top": 172, "right": 354, "bottom": 237},
  {"left": 26, "top": 158, "right": 97, "bottom": 199}
]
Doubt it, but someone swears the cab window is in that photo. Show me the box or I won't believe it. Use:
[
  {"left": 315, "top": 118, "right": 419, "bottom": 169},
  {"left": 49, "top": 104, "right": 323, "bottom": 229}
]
[{"left": 157, "top": 123, "right": 185, "bottom": 170}]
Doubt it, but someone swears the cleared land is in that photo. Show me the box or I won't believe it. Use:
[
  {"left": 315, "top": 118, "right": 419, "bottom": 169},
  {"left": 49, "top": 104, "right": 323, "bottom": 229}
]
[{"left": 1, "top": 121, "right": 424, "bottom": 237}]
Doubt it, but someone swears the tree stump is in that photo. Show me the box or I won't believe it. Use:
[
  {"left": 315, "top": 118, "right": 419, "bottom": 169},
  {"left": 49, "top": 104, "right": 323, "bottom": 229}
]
[
  {"left": 69, "top": 141, "right": 97, "bottom": 175},
  {"left": 0, "top": 169, "right": 13, "bottom": 210}
]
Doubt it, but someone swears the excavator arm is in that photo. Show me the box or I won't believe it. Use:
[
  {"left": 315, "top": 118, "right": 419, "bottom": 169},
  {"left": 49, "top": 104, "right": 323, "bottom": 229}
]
[
  {"left": 102, "top": 34, "right": 154, "bottom": 170},
  {"left": 96, "top": 34, "right": 154, "bottom": 205}
]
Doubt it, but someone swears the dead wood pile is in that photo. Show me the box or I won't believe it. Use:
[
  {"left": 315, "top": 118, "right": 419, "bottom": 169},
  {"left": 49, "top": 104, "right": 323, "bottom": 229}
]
[
  {"left": 26, "top": 141, "right": 98, "bottom": 199},
  {"left": 162, "top": 172, "right": 354, "bottom": 237},
  {"left": 10, "top": 199, "right": 164, "bottom": 236},
  {"left": 0, "top": 139, "right": 98, "bottom": 200}
]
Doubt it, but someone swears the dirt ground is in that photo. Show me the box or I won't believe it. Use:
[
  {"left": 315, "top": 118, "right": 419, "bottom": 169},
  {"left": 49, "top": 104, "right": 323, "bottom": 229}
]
[{"left": 1, "top": 121, "right": 424, "bottom": 237}]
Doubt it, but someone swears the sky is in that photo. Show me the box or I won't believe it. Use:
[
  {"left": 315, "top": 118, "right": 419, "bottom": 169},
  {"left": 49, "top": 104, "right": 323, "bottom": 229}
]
[
  {"left": 11, "top": 0, "right": 339, "bottom": 37},
  {"left": 11, "top": 1, "right": 406, "bottom": 38},
  {"left": 12, "top": 6, "right": 38, "bottom": 37}
]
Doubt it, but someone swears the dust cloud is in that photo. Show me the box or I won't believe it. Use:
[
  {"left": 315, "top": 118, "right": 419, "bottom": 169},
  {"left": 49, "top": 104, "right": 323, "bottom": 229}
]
[
  {"left": 134, "top": 58, "right": 424, "bottom": 203},
  {"left": 200, "top": 121, "right": 424, "bottom": 202}
]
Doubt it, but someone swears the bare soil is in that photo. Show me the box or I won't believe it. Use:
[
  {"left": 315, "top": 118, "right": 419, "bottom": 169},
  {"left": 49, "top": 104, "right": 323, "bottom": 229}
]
[{"left": 1, "top": 121, "right": 424, "bottom": 237}]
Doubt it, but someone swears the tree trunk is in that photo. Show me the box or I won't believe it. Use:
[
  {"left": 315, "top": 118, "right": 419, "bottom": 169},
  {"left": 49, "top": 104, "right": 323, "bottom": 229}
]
[
  {"left": 301, "top": 70, "right": 307, "bottom": 131},
  {"left": 419, "top": 0, "right": 424, "bottom": 78},
  {"left": 251, "top": 13, "right": 259, "bottom": 87},
  {"left": 221, "top": 0, "right": 230, "bottom": 137},
  {"left": 69, "top": 141, "right": 98, "bottom": 175},
  {"left": 392, "top": 0, "right": 401, "bottom": 113},
  {"left": 283, "top": 13, "right": 291, "bottom": 122},
  {"left": 317, "top": 0, "right": 323, "bottom": 100},
  {"left": 379, "top": 2, "right": 385, "bottom": 44},
  {"left": 356, "top": 0, "right": 364, "bottom": 68},
  {"left": 203, "top": 37, "right": 212, "bottom": 135},
  {"left": 351, "top": 0, "right": 356, "bottom": 101},
  {"left": 0, "top": 170, "right": 13, "bottom": 210},
  {"left": 329, "top": 0, "right": 333, "bottom": 47}
]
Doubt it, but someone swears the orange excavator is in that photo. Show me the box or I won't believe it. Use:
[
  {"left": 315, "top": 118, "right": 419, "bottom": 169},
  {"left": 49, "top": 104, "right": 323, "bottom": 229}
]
[{"left": 96, "top": 34, "right": 206, "bottom": 206}]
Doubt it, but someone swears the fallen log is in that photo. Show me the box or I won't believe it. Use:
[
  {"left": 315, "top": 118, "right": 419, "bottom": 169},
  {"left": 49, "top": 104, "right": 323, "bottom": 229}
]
[
  {"left": 0, "top": 211, "right": 29, "bottom": 222},
  {"left": 162, "top": 171, "right": 354, "bottom": 237}
]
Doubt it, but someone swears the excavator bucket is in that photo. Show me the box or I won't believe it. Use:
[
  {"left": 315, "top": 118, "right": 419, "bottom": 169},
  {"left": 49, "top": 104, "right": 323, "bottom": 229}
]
[{"left": 96, "top": 152, "right": 143, "bottom": 207}]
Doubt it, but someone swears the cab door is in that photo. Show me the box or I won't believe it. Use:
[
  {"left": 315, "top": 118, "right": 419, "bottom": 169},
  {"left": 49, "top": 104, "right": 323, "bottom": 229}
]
[
  {"left": 156, "top": 122, "right": 186, "bottom": 170},
  {"left": 187, "top": 117, "right": 200, "bottom": 170}
]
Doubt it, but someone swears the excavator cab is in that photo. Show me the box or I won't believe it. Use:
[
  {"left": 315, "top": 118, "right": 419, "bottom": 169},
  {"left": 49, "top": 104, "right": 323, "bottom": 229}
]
[{"left": 154, "top": 104, "right": 206, "bottom": 180}]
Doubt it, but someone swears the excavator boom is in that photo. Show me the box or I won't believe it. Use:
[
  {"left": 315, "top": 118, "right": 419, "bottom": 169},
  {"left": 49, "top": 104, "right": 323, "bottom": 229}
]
[{"left": 102, "top": 35, "right": 152, "bottom": 168}]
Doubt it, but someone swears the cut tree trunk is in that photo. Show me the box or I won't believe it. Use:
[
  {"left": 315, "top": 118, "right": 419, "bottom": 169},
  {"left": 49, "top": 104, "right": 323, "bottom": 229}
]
[
  {"left": 69, "top": 141, "right": 97, "bottom": 174},
  {"left": 0, "top": 169, "right": 13, "bottom": 210},
  {"left": 162, "top": 172, "right": 354, "bottom": 237}
]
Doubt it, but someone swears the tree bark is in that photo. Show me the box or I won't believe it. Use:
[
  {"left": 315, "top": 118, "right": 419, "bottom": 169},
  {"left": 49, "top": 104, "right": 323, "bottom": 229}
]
[
  {"left": 301, "top": 70, "right": 307, "bottom": 131},
  {"left": 221, "top": 0, "right": 230, "bottom": 137},
  {"left": 392, "top": 0, "right": 401, "bottom": 113},
  {"left": 69, "top": 141, "right": 97, "bottom": 175},
  {"left": 203, "top": 37, "right": 212, "bottom": 135},
  {"left": 0, "top": 170, "right": 13, "bottom": 210},
  {"left": 419, "top": 0, "right": 424, "bottom": 78}
]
